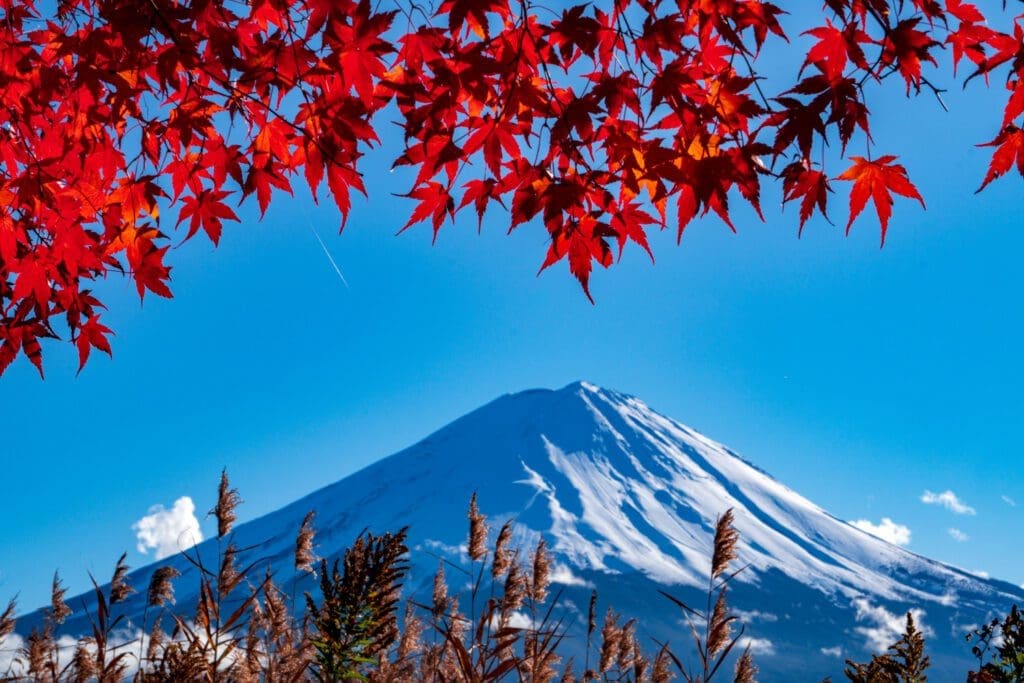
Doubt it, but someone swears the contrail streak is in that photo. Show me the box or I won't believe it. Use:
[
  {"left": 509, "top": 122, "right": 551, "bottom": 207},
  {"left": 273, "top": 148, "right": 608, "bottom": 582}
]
[{"left": 305, "top": 221, "right": 349, "bottom": 288}]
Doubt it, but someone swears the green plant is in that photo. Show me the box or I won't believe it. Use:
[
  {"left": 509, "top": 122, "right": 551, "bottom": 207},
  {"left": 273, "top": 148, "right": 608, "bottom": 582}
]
[
  {"left": 967, "top": 604, "right": 1024, "bottom": 683},
  {"left": 305, "top": 529, "right": 409, "bottom": 682},
  {"left": 844, "top": 611, "right": 930, "bottom": 683}
]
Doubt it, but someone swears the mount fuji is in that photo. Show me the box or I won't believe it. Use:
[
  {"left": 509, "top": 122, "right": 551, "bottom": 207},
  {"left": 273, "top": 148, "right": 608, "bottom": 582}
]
[{"left": 25, "top": 382, "right": 1023, "bottom": 680}]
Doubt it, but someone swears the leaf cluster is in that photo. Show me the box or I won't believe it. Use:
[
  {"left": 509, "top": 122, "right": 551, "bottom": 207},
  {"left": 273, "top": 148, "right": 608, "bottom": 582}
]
[{"left": 4, "top": 0, "right": 1024, "bottom": 375}]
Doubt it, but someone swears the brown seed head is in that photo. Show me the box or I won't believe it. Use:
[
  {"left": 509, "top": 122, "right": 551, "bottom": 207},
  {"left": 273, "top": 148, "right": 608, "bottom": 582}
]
[
  {"left": 502, "top": 557, "right": 527, "bottom": 612},
  {"left": 652, "top": 645, "right": 672, "bottom": 683},
  {"left": 711, "top": 509, "right": 739, "bottom": 580},
  {"left": 72, "top": 640, "right": 97, "bottom": 681},
  {"left": 446, "top": 595, "right": 465, "bottom": 642},
  {"left": 431, "top": 562, "right": 448, "bottom": 618},
  {"left": 706, "top": 589, "right": 733, "bottom": 659},
  {"left": 616, "top": 619, "right": 635, "bottom": 670},
  {"left": 397, "top": 603, "right": 423, "bottom": 662},
  {"left": 295, "top": 510, "right": 317, "bottom": 575},
  {"left": 263, "top": 575, "right": 290, "bottom": 640},
  {"left": 218, "top": 543, "right": 241, "bottom": 597},
  {"left": 110, "top": 552, "right": 134, "bottom": 604},
  {"left": 632, "top": 638, "right": 649, "bottom": 682},
  {"left": 598, "top": 609, "right": 620, "bottom": 673},
  {"left": 50, "top": 572, "right": 71, "bottom": 624},
  {"left": 531, "top": 538, "right": 550, "bottom": 604},
  {"left": 147, "top": 620, "right": 165, "bottom": 662},
  {"left": 242, "top": 612, "right": 262, "bottom": 679},
  {"left": 147, "top": 566, "right": 181, "bottom": 607},
  {"left": 467, "top": 493, "right": 488, "bottom": 562},
  {"left": 734, "top": 648, "right": 758, "bottom": 683},
  {"left": 211, "top": 469, "right": 241, "bottom": 538},
  {"left": 492, "top": 520, "right": 513, "bottom": 578},
  {"left": 26, "top": 626, "right": 55, "bottom": 676}
]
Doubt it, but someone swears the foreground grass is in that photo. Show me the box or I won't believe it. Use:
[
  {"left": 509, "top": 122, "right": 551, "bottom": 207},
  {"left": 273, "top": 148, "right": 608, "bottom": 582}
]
[{"left": 0, "top": 472, "right": 1019, "bottom": 682}]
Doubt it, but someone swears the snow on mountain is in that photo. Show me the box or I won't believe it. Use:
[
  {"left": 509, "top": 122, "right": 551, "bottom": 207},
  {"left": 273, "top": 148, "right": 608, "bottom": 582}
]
[{"left": 22, "top": 382, "right": 1023, "bottom": 680}]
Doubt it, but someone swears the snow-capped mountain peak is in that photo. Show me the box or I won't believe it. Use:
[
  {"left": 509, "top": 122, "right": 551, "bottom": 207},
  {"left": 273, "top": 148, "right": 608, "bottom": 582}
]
[{"left": 26, "top": 382, "right": 1023, "bottom": 680}]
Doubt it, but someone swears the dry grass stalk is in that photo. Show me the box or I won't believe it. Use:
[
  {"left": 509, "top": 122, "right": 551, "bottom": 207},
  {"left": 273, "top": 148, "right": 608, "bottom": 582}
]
[
  {"left": 468, "top": 492, "right": 488, "bottom": 562},
  {"left": 258, "top": 575, "right": 310, "bottom": 681},
  {"left": 146, "top": 620, "right": 164, "bottom": 663},
  {"left": 147, "top": 566, "right": 180, "bottom": 607},
  {"left": 707, "top": 589, "right": 733, "bottom": 659},
  {"left": 633, "top": 637, "right": 650, "bottom": 682},
  {"left": 502, "top": 556, "right": 527, "bottom": 612},
  {"left": 432, "top": 561, "right": 449, "bottom": 619},
  {"left": 493, "top": 520, "right": 514, "bottom": 578},
  {"left": 661, "top": 508, "right": 751, "bottom": 683},
  {"left": 262, "top": 575, "right": 291, "bottom": 647},
  {"left": 734, "top": 648, "right": 757, "bottom": 683},
  {"left": 530, "top": 538, "right": 551, "bottom": 605},
  {"left": 71, "top": 641, "right": 97, "bottom": 682},
  {"left": 397, "top": 604, "right": 422, "bottom": 661},
  {"left": 599, "top": 609, "right": 621, "bottom": 673},
  {"left": 616, "top": 619, "right": 636, "bottom": 671},
  {"left": 236, "top": 614, "right": 262, "bottom": 683},
  {"left": 51, "top": 572, "right": 72, "bottom": 625},
  {"left": 652, "top": 645, "right": 673, "bottom": 683},
  {"left": 25, "top": 626, "right": 55, "bottom": 680},
  {"left": 295, "top": 510, "right": 317, "bottom": 575},
  {"left": 218, "top": 542, "right": 242, "bottom": 598},
  {"left": 711, "top": 509, "right": 739, "bottom": 581},
  {"left": 211, "top": 469, "right": 241, "bottom": 538},
  {"left": 109, "top": 553, "right": 133, "bottom": 604}
]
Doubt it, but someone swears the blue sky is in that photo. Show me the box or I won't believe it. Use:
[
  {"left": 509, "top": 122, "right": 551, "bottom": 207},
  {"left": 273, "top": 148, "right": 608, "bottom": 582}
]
[{"left": 1, "top": 4, "right": 1022, "bottom": 610}]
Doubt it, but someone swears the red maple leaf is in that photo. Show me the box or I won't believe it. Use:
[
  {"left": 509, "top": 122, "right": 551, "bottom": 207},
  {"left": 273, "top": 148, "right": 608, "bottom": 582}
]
[
  {"left": 882, "top": 19, "right": 941, "bottom": 92},
  {"left": 437, "top": 0, "right": 509, "bottom": 38},
  {"left": 74, "top": 315, "right": 113, "bottom": 373},
  {"left": 802, "top": 20, "right": 871, "bottom": 83},
  {"left": 782, "top": 163, "right": 832, "bottom": 235},
  {"left": 538, "top": 215, "right": 614, "bottom": 303},
  {"left": 836, "top": 155, "right": 925, "bottom": 244},
  {"left": 977, "top": 125, "right": 1024, "bottom": 192},
  {"left": 177, "top": 189, "right": 240, "bottom": 245},
  {"left": 398, "top": 182, "right": 455, "bottom": 241}
]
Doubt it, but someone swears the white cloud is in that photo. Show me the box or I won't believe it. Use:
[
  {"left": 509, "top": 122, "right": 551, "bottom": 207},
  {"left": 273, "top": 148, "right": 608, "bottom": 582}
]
[
  {"left": 820, "top": 645, "right": 843, "bottom": 657},
  {"left": 850, "top": 518, "right": 911, "bottom": 546},
  {"left": 852, "top": 598, "right": 932, "bottom": 653},
  {"left": 133, "top": 496, "right": 202, "bottom": 559},
  {"left": 733, "top": 609, "right": 779, "bottom": 623},
  {"left": 948, "top": 528, "right": 969, "bottom": 542},
  {"left": 488, "top": 610, "right": 535, "bottom": 630},
  {"left": 1002, "top": 495, "right": 1016, "bottom": 507},
  {"left": 549, "top": 563, "right": 594, "bottom": 588},
  {"left": 921, "top": 490, "right": 976, "bottom": 516},
  {"left": 738, "top": 637, "right": 775, "bottom": 656},
  {"left": 972, "top": 569, "right": 990, "bottom": 579},
  {"left": 421, "top": 539, "right": 466, "bottom": 556}
]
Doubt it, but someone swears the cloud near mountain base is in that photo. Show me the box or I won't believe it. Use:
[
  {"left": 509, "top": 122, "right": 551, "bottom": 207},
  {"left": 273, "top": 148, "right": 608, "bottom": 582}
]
[{"left": 132, "top": 496, "right": 202, "bottom": 560}]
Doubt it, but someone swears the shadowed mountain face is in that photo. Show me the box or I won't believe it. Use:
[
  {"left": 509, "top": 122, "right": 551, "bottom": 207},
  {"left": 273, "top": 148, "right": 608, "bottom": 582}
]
[{"left": 28, "top": 382, "right": 1023, "bottom": 680}]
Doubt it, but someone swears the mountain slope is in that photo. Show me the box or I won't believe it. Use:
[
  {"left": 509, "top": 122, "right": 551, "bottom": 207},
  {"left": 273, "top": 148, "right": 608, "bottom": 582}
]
[{"left": 26, "top": 382, "right": 1023, "bottom": 680}]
